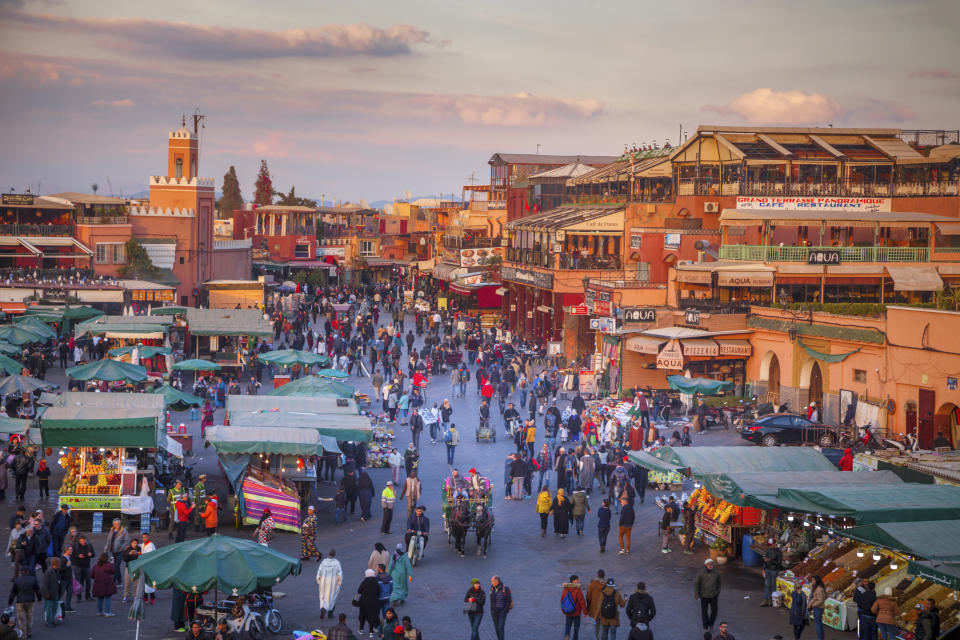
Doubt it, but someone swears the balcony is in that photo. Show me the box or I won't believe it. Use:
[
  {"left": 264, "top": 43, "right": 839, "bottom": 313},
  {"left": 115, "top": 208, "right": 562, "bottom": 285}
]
[
  {"left": 0, "top": 223, "right": 71, "bottom": 236},
  {"left": 719, "top": 244, "right": 931, "bottom": 263},
  {"left": 76, "top": 215, "right": 129, "bottom": 225},
  {"left": 557, "top": 253, "right": 622, "bottom": 270},
  {"left": 444, "top": 236, "right": 501, "bottom": 250},
  {"left": 677, "top": 179, "right": 958, "bottom": 198}
]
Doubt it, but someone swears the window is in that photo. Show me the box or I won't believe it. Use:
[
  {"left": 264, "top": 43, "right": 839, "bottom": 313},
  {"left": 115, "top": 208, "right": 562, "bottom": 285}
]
[
  {"left": 95, "top": 242, "right": 125, "bottom": 264},
  {"left": 112, "top": 243, "right": 126, "bottom": 264},
  {"left": 179, "top": 256, "right": 185, "bottom": 265},
  {"left": 360, "top": 241, "right": 375, "bottom": 257},
  {"left": 95, "top": 243, "right": 109, "bottom": 264},
  {"left": 853, "top": 369, "right": 867, "bottom": 383},
  {"left": 636, "top": 262, "right": 651, "bottom": 282},
  {"left": 295, "top": 243, "right": 310, "bottom": 259},
  {"left": 175, "top": 157, "right": 183, "bottom": 179}
]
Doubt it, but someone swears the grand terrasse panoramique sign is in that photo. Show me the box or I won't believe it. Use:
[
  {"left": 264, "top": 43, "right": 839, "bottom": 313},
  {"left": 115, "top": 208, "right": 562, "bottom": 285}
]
[{"left": 736, "top": 196, "right": 891, "bottom": 212}]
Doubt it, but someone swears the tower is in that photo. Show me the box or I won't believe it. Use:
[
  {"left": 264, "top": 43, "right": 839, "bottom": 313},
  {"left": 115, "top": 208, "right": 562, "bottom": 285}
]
[{"left": 166, "top": 118, "right": 198, "bottom": 179}]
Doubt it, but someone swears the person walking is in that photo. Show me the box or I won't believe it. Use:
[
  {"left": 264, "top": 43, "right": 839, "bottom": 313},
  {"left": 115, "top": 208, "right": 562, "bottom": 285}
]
[
  {"left": 694, "top": 558, "right": 722, "bottom": 633},
  {"left": 91, "top": 553, "right": 117, "bottom": 616},
  {"left": 509, "top": 454, "right": 526, "bottom": 500},
  {"left": 808, "top": 576, "right": 827, "bottom": 640},
  {"left": 561, "top": 574, "right": 588, "bottom": 640},
  {"left": 357, "top": 569, "right": 382, "bottom": 638},
  {"left": 488, "top": 575, "right": 513, "bottom": 640},
  {"left": 571, "top": 488, "right": 590, "bottom": 537},
  {"left": 381, "top": 481, "right": 397, "bottom": 535},
  {"left": 586, "top": 570, "right": 607, "bottom": 639},
  {"left": 255, "top": 509, "right": 275, "bottom": 547},
  {"left": 327, "top": 613, "right": 355, "bottom": 640},
  {"left": 789, "top": 582, "right": 808, "bottom": 640},
  {"left": 8, "top": 568, "right": 40, "bottom": 636},
  {"left": 464, "top": 579, "right": 486, "bottom": 640},
  {"left": 597, "top": 498, "right": 612, "bottom": 553},
  {"left": 444, "top": 424, "right": 460, "bottom": 465},
  {"left": 301, "top": 505, "right": 322, "bottom": 561},
  {"left": 103, "top": 518, "right": 128, "bottom": 585},
  {"left": 201, "top": 495, "right": 218, "bottom": 536},
  {"left": 71, "top": 533, "right": 95, "bottom": 601},
  {"left": 174, "top": 494, "right": 194, "bottom": 543},
  {"left": 400, "top": 470, "right": 421, "bottom": 519},
  {"left": 625, "top": 582, "right": 656, "bottom": 628},
  {"left": 617, "top": 498, "right": 634, "bottom": 555},
  {"left": 375, "top": 563, "right": 393, "bottom": 626},
  {"left": 39, "top": 558, "right": 61, "bottom": 627},
  {"left": 140, "top": 533, "right": 156, "bottom": 605},
  {"left": 368, "top": 543, "right": 390, "bottom": 572},
  {"left": 316, "top": 549, "right": 343, "bottom": 619},
  {"left": 388, "top": 543, "right": 413, "bottom": 606},
  {"left": 358, "top": 470, "right": 375, "bottom": 522},
  {"left": 597, "top": 578, "right": 626, "bottom": 640},
  {"left": 536, "top": 485, "right": 552, "bottom": 537},
  {"left": 872, "top": 587, "right": 898, "bottom": 640},
  {"left": 551, "top": 488, "right": 572, "bottom": 538},
  {"left": 120, "top": 539, "right": 142, "bottom": 602},
  {"left": 760, "top": 538, "right": 783, "bottom": 607}
]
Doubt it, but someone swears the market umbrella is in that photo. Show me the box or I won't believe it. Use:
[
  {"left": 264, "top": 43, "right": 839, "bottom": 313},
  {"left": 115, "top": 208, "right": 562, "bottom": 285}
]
[
  {"left": 149, "top": 306, "right": 188, "bottom": 316},
  {"left": 316, "top": 368, "right": 348, "bottom": 379},
  {"left": 666, "top": 375, "right": 734, "bottom": 396},
  {"left": 268, "top": 374, "right": 354, "bottom": 398},
  {"left": 0, "top": 342, "right": 18, "bottom": 355},
  {"left": 258, "top": 349, "right": 330, "bottom": 367},
  {"left": 127, "top": 534, "right": 301, "bottom": 595},
  {"left": 127, "top": 573, "right": 147, "bottom": 640},
  {"left": 65, "top": 359, "right": 148, "bottom": 383},
  {"left": 0, "top": 374, "right": 56, "bottom": 396},
  {"left": 109, "top": 345, "right": 172, "bottom": 360},
  {"left": 149, "top": 383, "right": 203, "bottom": 411},
  {"left": 61, "top": 305, "right": 104, "bottom": 321},
  {"left": 12, "top": 316, "right": 57, "bottom": 338},
  {"left": 172, "top": 358, "right": 222, "bottom": 372},
  {"left": 16, "top": 312, "right": 61, "bottom": 326},
  {"left": 0, "top": 354, "right": 24, "bottom": 376},
  {"left": 0, "top": 324, "right": 49, "bottom": 345}
]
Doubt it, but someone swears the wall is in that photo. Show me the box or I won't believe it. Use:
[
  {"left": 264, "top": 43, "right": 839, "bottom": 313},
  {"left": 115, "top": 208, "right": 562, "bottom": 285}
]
[
  {"left": 74, "top": 223, "right": 132, "bottom": 277},
  {"left": 211, "top": 246, "right": 252, "bottom": 282}
]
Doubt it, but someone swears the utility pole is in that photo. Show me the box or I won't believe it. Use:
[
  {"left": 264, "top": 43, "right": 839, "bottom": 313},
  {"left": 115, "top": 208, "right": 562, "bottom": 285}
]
[{"left": 191, "top": 110, "right": 206, "bottom": 135}]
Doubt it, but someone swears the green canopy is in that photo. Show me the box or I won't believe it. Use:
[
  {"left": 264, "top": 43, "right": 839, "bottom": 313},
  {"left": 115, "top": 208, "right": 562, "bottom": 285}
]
[
  {"left": 74, "top": 315, "right": 172, "bottom": 339},
  {"left": 667, "top": 375, "right": 734, "bottom": 395},
  {"left": 228, "top": 411, "right": 373, "bottom": 442},
  {"left": 0, "top": 342, "right": 19, "bottom": 355},
  {"left": 15, "top": 314, "right": 60, "bottom": 330},
  {"left": 204, "top": 425, "right": 340, "bottom": 456},
  {"left": 61, "top": 305, "right": 104, "bottom": 321},
  {"left": 628, "top": 451, "right": 688, "bottom": 476},
  {"left": 0, "top": 374, "right": 55, "bottom": 395},
  {"left": 150, "top": 306, "right": 188, "bottom": 316},
  {"left": 269, "top": 375, "right": 355, "bottom": 398},
  {"left": 839, "top": 520, "right": 960, "bottom": 561},
  {"left": 172, "top": 358, "right": 222, "bottom": 371},
  {"left": 629, "top": 446, "right": 836, "bottom": 478},
  {"left": 799, "top": 340, "right": 861, "bottom": 363},
  {"left": 0, "top": 324, "right": 49, "bottom": 345},
  {"left": 0, "top": 354, "right": 24, "bottom": 375},
  {"left": 149, "top": 384, "right": 203, "bottom": 410},
  {"left": 753, "top": 485, "right": 960, "bottom": 524},
  {"left": 227, "top": 394, "right": 358, "bottom": 416},
  {"left": 185, "top": 308, "right": 272, "bottom": 337},
  {"left": 66, "top": 359, "right": 148, "bottom": 382},
  {"left": 908, "top": 559, "right": 960, "bottom": 590},
  {"left": 316, "top": 368, "right": 349, "bottom": 379},
  {"left": 257, "top": 349, "right": 330, "bottom": 367},
  {"left": 108, "top": 345, "right": 172, "bottom": 359},
  {"left": 127, "top": 534, "right": 301, "bottom": 595},
  {"left": 697, "top": 470, "right": 904, "bottom": 508},
  {"left": 41, "top": 409, "right": 158, "bottom": 448},
  {"left": 0, "top": 417, "right": 35, "bottom": 443}
]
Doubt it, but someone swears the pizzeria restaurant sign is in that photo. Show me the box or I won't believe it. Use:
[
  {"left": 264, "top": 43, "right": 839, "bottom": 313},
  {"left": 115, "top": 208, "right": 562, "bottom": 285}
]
[{"left": 736, "top": 196, "right": 891, "bottom": 212}]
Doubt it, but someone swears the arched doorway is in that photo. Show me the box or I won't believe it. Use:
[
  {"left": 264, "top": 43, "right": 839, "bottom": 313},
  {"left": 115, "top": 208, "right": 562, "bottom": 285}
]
[
  {"left": 808, "top": 362, "right": 823, "bottom": 408},
  {"left": 935, "top": 403, "right": 959, "bottom": 449},
  {"left": 767, "top": 355, "right": 781, "bottom": 405}
]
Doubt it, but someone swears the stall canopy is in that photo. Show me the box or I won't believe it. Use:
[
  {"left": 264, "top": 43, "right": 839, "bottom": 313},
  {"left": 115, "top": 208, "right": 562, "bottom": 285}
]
[
  {"left": 227, "top": 411, "right": 373, "bottom": 442},
  {"left": 839, "top": 520, "right": 960, "bottom": 561},
  {"left": 149, "top": 384, "right": 203, "bottom": 410},
  {"left": 185, "top": 308, "right": 272, "bottom": 337},
  {"left": 75, "top": 315, "right": 171, "bottom": 339},
  {"left": 41, "top": 392, "right": 165, "bottom": 449},
  {"left": 268, "top": 375, "right": 355, "bottom": 398},
  {"left": 667, "top": 375, "right": 734, "bottom": 395},
  {"left": 108, "top": 345, "right": 172, "bottom": 359},
  {"left": 753, "top": 485, "right": 960, "bottom": 524},
  {"left": 908, "top": 559, "right": 960, "bottom": 590},
  {"left": 697, "top": 470, "right": 903, "bottom": 508},
  {"left": 149, "top": 306, "right": 188, "bottom": 316},
  {"left": 257, "top": 349, "right": 330, "bottom": 367},
  {"left": 227, "top": 394, "right": 358, "bottom": 417},
  {"left": 65, "top": 359, "right": 148, "bottom": 382},
  {"left": 0, "top": 354, "right": 24, "bottom": 375},
  {"left": 12, "top": 316, "right": 57, "bottom": 339},
  {"left": 629, "top": 446, "right": 836, "bottom": 478},
  {"left": 0, "top": 417, "right": 35, "bottom": 443},
  {"left": 204, "top": 426, "right": 340, "bottom": 456},
  {"left": 0, "top": 324, "right": 49, "bottom": 345}
]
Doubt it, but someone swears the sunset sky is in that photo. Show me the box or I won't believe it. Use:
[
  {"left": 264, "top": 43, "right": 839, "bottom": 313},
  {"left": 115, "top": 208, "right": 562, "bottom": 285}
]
[{"left": 1, "top": 0, "right": 958, "bottom": 202}]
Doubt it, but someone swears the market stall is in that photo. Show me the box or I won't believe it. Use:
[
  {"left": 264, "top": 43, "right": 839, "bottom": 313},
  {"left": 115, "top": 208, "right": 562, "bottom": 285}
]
[
  {"left": 225, "top": 394, "right": 359, "bottom": 419},
  {"left": 854, "top": 450, "right": 960, "bottom": 486},
  {"left": 267, "top": 374, "right": 357, "bottom": 399},
  {"left": 184, "top": 308, "right": 272, "bottom": 376},
  {"left": 108, "top": 345, "right": 172, "bottom": 377},
  {"left": 206, "top": 425, "right": 340, "bottom": 532}
]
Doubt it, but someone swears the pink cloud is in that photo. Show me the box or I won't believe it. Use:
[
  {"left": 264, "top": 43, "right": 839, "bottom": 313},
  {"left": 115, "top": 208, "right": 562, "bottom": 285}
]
[
  {"left": 92, "top": 98, "right": 135, "bottom": 107},
  {"left": 909, "top": 68, "right": 959, "bottom": 79},
  {"left": 418, "top": 91, "right": 604, "bottom": 127},
  {"left": 704, "top": 88, "right": 843, "bottom": 125},
  {"left": 0, "top": 55, "right": 62, "bottom": 83},
  {"left": 252, "top": 132, "right": 293, "bottom": 159}
]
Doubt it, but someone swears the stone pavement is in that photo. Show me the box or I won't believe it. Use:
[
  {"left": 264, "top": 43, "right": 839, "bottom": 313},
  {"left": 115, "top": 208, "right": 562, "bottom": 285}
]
[{"left": 2, "top": 331, "right": 858, "bottom": 640}]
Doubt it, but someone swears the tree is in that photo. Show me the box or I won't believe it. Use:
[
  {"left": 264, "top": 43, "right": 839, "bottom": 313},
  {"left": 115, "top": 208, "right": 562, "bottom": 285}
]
[
  {"left": 307, "top": 267, "right": 327, "bottom": 288},
  {"left": 273, "top": 185, "right": 317, "bottom": 208},
  {"left": 292, "top": 270, "right": 307, "bottom": 285},
  {"left": 218, "top": 165, "right": 243, "bottom": 219},
  {"left": 118, "top": 239, "right": 161, "bottom": 279},
  {"left": 253, "top": 160, "right": 273, "bottom": 206}
]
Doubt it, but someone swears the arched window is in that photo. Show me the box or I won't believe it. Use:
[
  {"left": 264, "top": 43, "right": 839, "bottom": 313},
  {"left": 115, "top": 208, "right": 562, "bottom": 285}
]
[{"left": 175, "top": 157, "right": 183, "bottom": 178}]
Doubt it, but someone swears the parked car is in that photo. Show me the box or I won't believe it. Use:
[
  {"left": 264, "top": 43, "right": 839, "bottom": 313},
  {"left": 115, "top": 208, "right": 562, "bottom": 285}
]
[{"left": 740, "top": 413, "right": 841, "bottom": 447}]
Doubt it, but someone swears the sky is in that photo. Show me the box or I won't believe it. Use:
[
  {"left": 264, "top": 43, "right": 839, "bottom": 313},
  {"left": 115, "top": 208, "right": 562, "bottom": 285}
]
[{"left": 1, "top": 0, "right": 958, "bottom": 203}]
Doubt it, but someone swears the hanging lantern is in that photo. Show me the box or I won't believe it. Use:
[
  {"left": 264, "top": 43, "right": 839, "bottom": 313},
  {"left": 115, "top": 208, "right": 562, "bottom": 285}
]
[
  {"left": 45, "top": 447, "right": 52, "bottom": 456},
  {"left": 296, "top": 457, "right": 306, "bottom": 471}
]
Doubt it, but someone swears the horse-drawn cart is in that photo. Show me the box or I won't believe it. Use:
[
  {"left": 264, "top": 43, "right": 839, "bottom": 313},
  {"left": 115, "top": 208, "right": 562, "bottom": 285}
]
[{"left": 441, "top": 473, "right": 495, "bottom": 558}]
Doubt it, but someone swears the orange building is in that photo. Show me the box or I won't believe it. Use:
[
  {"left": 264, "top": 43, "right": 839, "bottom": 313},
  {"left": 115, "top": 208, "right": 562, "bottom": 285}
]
[{"left": 130, "top": 122, "right": 215, "bottom": 307}]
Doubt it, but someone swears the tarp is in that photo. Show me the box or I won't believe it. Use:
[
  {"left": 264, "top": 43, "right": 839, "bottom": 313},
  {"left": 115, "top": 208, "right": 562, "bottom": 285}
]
[
  {"left": 65, "top": 359, "right": 148, "bottom": 382},
  {"left": 908, "top": 559, "right": 960, "bottom": 590},
  {"left": 149, "top": 384, "right": 203, "bottom": 410},
  {"left": 75, "top": 315, "right": 171, "bottom": 339},
  {"left": 886, "top": 265, "right": 943, "bottom": 292},
  {"left": 227, "top": 411, "right": 373, "bottom": 442},
  {"left": 799, "top": 340, "right": 861, "bottom": 363},
  {"left": 839, "top": 520, "right": 960, "bottom": 561},
  {"left": 0, "top": 417, "right": 32, "bottom": 435},
  {"left": 149, "top": 306, "right": 188, "bottom": 316},
  {"left": 754, "top": 485, "right": 960, "bottom": 524},
  {"left": 629, "top": 446, "right": 836, "bottom": 478},
  {"left": 268, "top": 375, "right": 355, "bottom": 398},
  {"left": 41, "top": 411, "right": 158, "bottom": 447},
  {"left": 628, "top": 451, "right": 687, "bottom": 476},
  {"left": 204, "top": 426, "right": 340, "bottom": 456},
  {"left": 667, "top": 375, "right": 734, "bottom": 395},
  {"left": 226, "top": 394, "right": 358, "bottom": 416},
  {"left": 0, "top": 354, "right": 24, "bottom": 375},
  {"left": 108, "top": 345, "right": 172, "bottom": 359},
  {"left": 0, "top": 324, "right": 49, "bottom": 345},
  {"left": 698, "top": 470, "right": 903, "bottom": 508},
  {"left": 257, "top": 349, "right": 330, "bottom": 367},
  {"left": 185, "top": 308, "right": 272, "bottom": 337}
]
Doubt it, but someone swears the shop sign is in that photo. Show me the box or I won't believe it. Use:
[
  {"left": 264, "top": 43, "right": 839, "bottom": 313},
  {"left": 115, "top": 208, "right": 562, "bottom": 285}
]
[
  {"left": 718, "top": 341, "right": 752, "bottom": 357},
  {"left": 630, "top": 232, "right": 643, "bottom": 249},
  {"left": 622, "top": 307, "right": 656, "bottom": 323},
  {"left": 593, "top": 299, "right": 612, "bottom": 316},
  {"left": 589, "top": 317, "right": 616, "bottom": 333},
  {"left": 736, "top": 196, "right": 891, "bottom": 212},
  {"left": 595, "top": 290, "right": 611, "bottom": 302},
  {"left": 316, "top": 246, "right": 345, "bottom": 258},
  {"left": 501, "top": 266, "right": 554, "bottom": 290},
  {"left": 59, "top": 495, "right": 122, "bottom": 511},
  {"left": 460, "top": 246, "right": 502, "bottom": 267},
  {"left": 807, "top": 250, "right": 841, "bottom": 265},
  {"left": 949, "top": 377, "right": 958, "bottom": 390},
  {"left": 682, "top": 340, "right": 719, "bottom": 357},
  {"left": 462, "top": 274, "right": 484, "bottom": 286},
  {"left": 717, "top": 272, "right": 773, "bottom": 287},
  {"left": 563, "top": 210, "right": 625, "bottom": 233},
  {"left": 547, "top": 341, "right": 562, "bottom": 356},
  {"left": 579, "top": 371, "right": 598, "bottom": 395},
  {"left": 526, "top": 311, "right": 533, "bottom": 319},
  {"left": 656, "top": 339, "right": 684, "bottom": 370},
  {"left": 509, "top": 304, "right": 516, "bottom": 311},
  {"left": 2, "top": 193, "right": 34, "bottom": 206},
  {"left": 684, "top": 309, "right": 700, "bottom": 325},
  {"left": 664, "top": 233, "right": 681, "bottom": 249},
  {"left": 695, "top": 511, "right": 733, "bottom": 543},
  {"left": 569, "top": 305, "right": 589, "bottom": 316}
]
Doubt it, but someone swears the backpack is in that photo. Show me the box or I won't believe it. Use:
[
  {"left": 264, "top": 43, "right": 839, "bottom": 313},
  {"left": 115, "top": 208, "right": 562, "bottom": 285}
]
[
  {"left": 600, "top": 591, "right": 617, "bottom": 619},
  {"left": 444, "top": 430, "right": 453, "bottom": 444},
  {"left": 560, "top": 590, "right": 576, "bottom": 615}
]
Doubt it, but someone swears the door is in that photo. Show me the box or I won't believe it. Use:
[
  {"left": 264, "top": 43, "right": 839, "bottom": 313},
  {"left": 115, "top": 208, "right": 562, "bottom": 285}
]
[
  {"left": 918, "top": 389, "right": 936, "bottom": 449},
  {"left": 808, "top": 362, "right": 823, "bottom": 409},
  {"left": 768, "top": 355, "right": 781, "bottom": 405}
]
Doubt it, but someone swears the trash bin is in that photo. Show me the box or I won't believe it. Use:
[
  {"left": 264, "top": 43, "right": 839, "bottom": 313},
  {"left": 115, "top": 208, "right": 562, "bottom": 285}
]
[{"left": 741, "top": 533, "right": 762, "bottom": 567}]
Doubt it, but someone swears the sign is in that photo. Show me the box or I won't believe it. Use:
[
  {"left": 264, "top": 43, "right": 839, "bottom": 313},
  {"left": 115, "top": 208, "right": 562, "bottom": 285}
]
[
  {"left": 92, "top": 511, "right": 104, "bottom": 534},
  {"left": 526, "top": 311, "right": 533, "bottom": 319},
  {"left": 59, "top": 495, "right": 122, "bottom": 511},
  {"left": 718, "top": 341, "right": 752, "bottom": 357},
  {"left": 509, "top": 304, "right": 516, "bottom": 311},
  {"left": 569, "top": 305, "right": 589, "bottom": 316},
  {"left": 460, "top": 247, "right": 503, "bottom": 267},
  {"left": 563, "top": 210, "right": 625, "bottom": 233},
  {"left": 684, "top": 309, "right": 700, "bottom": 325},
  {"left": 462, "top": 274, "right": 484, "bottom": 286},
  {"left": 736, "top": 196, "right": 891, "bottom": 212},
  {"left": 695, "top": 511, "right": 732, "bottom": 543},
  {"left": 579, "top": 371, "right": 598, "bottom": 395},
  {"left": 316, "top": 246, "right": 345, "bottom": 258},
  {"left": 717, "top": 272, "right": 773, "bottom": 286},
  {"left": 682, "top": 340, "right": 719, "bottom": 357},
  {"left": 589, "top": 317, "right": 615, "bottom": 332},
  {"left": 1, "top": 193, "right": 35, "bottom": 206},
  {"left": 593, "top": 299, "right": 612, "bottom": 316},
  {"left": 807, "top": 250, "right": 841, "bottom": 265},
  {"left": 501, "top": 266, "right": 554, "bottom": 290},
  {"left": 622, "top": 307, "right": 656, "bottom": 323},
  {"left": 547, "top": 341, "right": 562, "bottom": 356},
  {"left": 140, "top": 512, "right": 151, "bottom": 533},
  {"left": 656, "top": 339, "right": 684, "bottom": 370},
  {"left": 43, "top": 288, "right": 69, "bottom": 300},
  {"left": 948, "top": 377, "right": 958, "bottom": 391},
  {"left": 630, "top": 233, "right": 643, "bottom": 249},
  {"left": 664, "top": 233, "right": 681, "bottom": 249},
  {"left": 437, "top": 297, "right": 448, "bottom": 310},
  {"left": 595, "top": 290, "right": 611, "bottom": 302}
]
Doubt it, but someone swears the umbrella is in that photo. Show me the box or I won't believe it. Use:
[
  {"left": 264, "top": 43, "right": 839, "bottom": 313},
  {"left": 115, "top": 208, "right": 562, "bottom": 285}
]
[
  {"left": 65, "top": 359, "right": 148, "bottom": 383},
  {"left": 172, "top": 358, "right": 222, "bottom": 371},
  {"left": 13, "top": 316, "right": 57, "bottom": 337},
  {"left": 150, "top": 306, "right": 188, "bottom": 316},
  {"left": 269, "top": 374, "right": 354, "bottom": 398},
  {"left": 61, "top": 305, "right": 105, "bottom": 321},
  {"left": 257, "top": 349, "right": 330, "bottom": 367},
  {"left": 666, "top": 375, "right": 734, "bottom": 396},
  {"left": 0, "top": 374, "right": 55, "bottom": 396},
  {"left": 109, "top": 345, "right": 172, "bottom": 359},
  {"left": 0, "top": 325, "right": 49, "bottom": 345},
  {"left": 0, "top": 354, "right": 24, "bottom": 376},
  {"left": 316, "top": 368, "right": 348, "bottom": 379},
  {"left": 16, "top": 312, "right": 61, "bottom": 325},
  {"left": 127, "top": 573, "right": 146, "bottom": 640},
  {"left": 149, "top": 384, "right": 203, "bottom": 410},
  {"left": 0, "top": 342, "right": 18, "bottom": 355},
  {"left": 127, "top": 534, "right": 301, "bottom": 596}
]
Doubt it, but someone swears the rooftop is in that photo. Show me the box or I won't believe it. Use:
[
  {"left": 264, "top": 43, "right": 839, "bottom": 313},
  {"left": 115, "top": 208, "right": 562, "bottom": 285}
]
[{"left": 489, "top": 153, "right": 619, "bottom": 166}]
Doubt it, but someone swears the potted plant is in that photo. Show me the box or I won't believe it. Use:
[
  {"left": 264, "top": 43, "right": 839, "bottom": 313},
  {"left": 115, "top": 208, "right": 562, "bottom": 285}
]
[{"left": 710, "top": 538, "right": 729, "bottom": 564}]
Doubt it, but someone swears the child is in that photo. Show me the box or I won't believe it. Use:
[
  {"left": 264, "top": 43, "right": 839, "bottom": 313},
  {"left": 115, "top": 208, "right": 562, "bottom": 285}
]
[{"left": 36, "top": 460, "right": 51, "bottom": 499}]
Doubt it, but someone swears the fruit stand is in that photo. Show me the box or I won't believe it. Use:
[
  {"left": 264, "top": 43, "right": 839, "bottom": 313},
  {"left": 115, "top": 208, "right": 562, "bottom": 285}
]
[{"left": 688, "top": 485, "right": 764, "bottom": 545}]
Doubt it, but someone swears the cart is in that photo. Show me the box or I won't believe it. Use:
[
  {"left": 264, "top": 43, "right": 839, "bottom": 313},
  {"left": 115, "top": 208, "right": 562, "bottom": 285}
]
[
  {"left": 441, "top": 475, "right": 495, "bottom": 557},
  {"left": 475, "top": 418, "right": 496, "bottom": 443}
]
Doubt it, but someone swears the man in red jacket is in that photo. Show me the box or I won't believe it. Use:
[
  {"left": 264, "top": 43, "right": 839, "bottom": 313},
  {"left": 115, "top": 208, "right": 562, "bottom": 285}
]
[
  {"left": 175, "top": 495, "right": 195, "bottom": 543},
  {"left": 561, "top": 574, "right": 588, "bottom": 640}
]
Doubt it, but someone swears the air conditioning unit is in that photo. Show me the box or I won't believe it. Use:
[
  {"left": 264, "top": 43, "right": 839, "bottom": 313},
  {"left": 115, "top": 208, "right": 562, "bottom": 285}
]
[{"left": 704, "top": 202, "right": 719, "bottom": 213}]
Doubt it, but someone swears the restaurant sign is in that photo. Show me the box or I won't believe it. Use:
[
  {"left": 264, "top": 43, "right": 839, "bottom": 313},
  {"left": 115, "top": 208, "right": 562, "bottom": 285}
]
[
  {"left": 622, "top": 307, "right": 656, "bottom": 323},
  {"left": 1, "top": 193, "right": 35, "bottom": 206},
  {"left": 656, "top": 339, "right": 684, "bottom": 370},
  {"left": 569, "top": 305, "right": 589, "bottom": 316},
  {"left": 736, "top": 196, "right": 891, "bottom": 212},
  {"left": 593, "top": 299, "right": 612, "bottom": 316},
  {"left": 58, "top": 495, "right": 122, "bottom": 511},
  {"left": 684, "top": 309, "right": 701, "bottom": 325},
  {"left": 807, "top": 250, "right": 841, "bottom": 265},
  {"left": 501, "top": 266, "right": 554, "bottom": 290}
]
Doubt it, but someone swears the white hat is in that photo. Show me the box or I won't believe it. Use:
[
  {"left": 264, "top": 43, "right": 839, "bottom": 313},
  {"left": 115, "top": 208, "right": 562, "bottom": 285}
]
[{"left": 704, "top": 558, "right": 714, "bottom": 565}]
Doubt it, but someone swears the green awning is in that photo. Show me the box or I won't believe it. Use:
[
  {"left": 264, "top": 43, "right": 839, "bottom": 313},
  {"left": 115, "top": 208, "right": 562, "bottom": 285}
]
[
  {"left": 186, "top": 308, "right": 272, "bottom": 337},
  {"left": 667, "top": 375, "right": 734, "bottom": 395},
  {"left": 799, "top": 340, "right": 861, "bottom": 363},
  {"left": 630, "top": 446, "right": 836, "bottom": 478},
  {"left": 75, "top": 316, "right": 171, "bottom": 338},
  {"left": 60, "top": 306, "right": 104, "bottom": 321},
  {"left": 66, "top": 359, "right": 148, "bottom": 382},
  {"left": 754, "top": 485, "right": 960, "bottom": 524},
  {"left": 697, "top": 470, "right": 903, "bottom": 508},
  {"left": 257, "top": 349, "right": 330, "bottom": 367},
  {"left": 908, "top": 560, "right": 960, "bottom": 590},
  {"left": 226, "top": 394, "right": 359, "bottom": 416},
  {"left": 204, "top": 426, "right": 340, "bottom": 456},
  {"left": 0, "top": 354, "right": 24, "bottom": 375},
  {"left": 839, "top": 520, "right": 960, "bottom": 561},
  {"left": 628, "top": 451, "right": 688, "bottom": 476},
  {"left": 41, "top": 414, "right": 158, "bottom": 448},
  {"left": 149, "top": 384, "right": 203, "bottom": 410},
  {"left": 228, "top": 411, "right": 373, "bottom": 442},
  {"left": 150, "top": 306, "right": 188, "bottom": 316},
  {"left": 108, "top": 345, "right": 172, "bottom": 359},
  {"left": 268, "top": 375, "right": 355, "bottom": 398}
]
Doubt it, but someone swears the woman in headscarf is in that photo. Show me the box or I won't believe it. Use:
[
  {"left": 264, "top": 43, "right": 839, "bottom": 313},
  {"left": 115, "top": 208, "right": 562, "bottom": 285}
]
[
  {"left": 550, "top": 488, "right": 572, "bottom": 538},
  {"left": 255, "top": 509, "right": 275, "bottom": 546},
  {"left": 536, "top": 485, "right": 552, "bottom": 538},
  {"left": 388, "top": 543, "right": 413, "bottom": 606},
  {"left": 356, "top": 568, "right": 381, "bottom": 636},
  {"left": 368, "top": 542, "right": 389, "bottom": 571}
]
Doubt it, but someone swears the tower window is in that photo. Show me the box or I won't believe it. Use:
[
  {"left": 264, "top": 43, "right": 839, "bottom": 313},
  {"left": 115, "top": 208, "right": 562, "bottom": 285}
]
[{"left": 175, "top": 158, "right": 183, "bottom": 178}]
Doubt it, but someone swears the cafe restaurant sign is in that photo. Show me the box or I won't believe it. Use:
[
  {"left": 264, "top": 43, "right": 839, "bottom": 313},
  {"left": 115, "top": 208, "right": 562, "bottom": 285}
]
[
  {"left": 656, "top": 339, "right": 685, "bottom": 370},
  {"left": 736, "top": 196, "right": 891, "bottom": 212},
  {"left": 501, "top": 266, "right": 554, "bottom": 290}
]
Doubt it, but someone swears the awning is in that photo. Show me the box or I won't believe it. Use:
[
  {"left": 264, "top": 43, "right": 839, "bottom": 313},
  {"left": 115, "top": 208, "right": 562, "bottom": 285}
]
[
  {"left": 838, "top": 520, "right": 960, "bottom": 561},
  {"left": 717, "top": 271, "right": 773, "bottom": 287},
  {"left": 717, "top": 339, "right": 752, "bottom": 356},
  {"left": 186, "top": 308, "right": 272, "bottom": 337},
  {"left": 753, "top": 485, "right": 960, "bottom": 524},
  {"left": 41, "top": 411, "right": 158, "bottom": 448},
  {"left": 697, "top": 470, "right": 903, "bottom": 508},
  {"left": 667, "top": 375, "right": 732, "bottom": 395},
  {"left": 0, "top": 303, "right": 26, "bottom": 315},
  {"left": 494, "top": 287, "right": 507, "bottom": 296},
  {"left": 227, "top": 411, "right": 373, "bottom": 442},
  {"left": 681, "top": 339, "right": 719, "bottom": 357},
  {"left": 675, "top": 270, "right": 712, "bottom": 284},
  {"left": 799, "top": 340, "right": 861, "bottom": 363},
  {"left": 629, "top": 446, "right": 836, "bottom": 478},
  {"left": 908, "top": 560, "right": 960, "bottom": 590},
  {"left": 414, "top": 259, "right": 436, "bottom": 273},
  {"left": 204, "top": 426, "right": 340, "bottom": 456},
  {"left": 432, "top": 262, "right": 463, "bottom": 282},
  {"left": 885, "top": 265, "right": 943, "bottom": 292},
  {"left": 226, "top": 394, "right": 358, "bottom": 416},
  {"left": 536, "top": 305, "right": 552, "bottom": 313},
  {"left": 625, "top": 335, "right": 665, "bottom": 355},
  {"left": 935, "top": 222, "right": 960, "bottom": 235}
]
